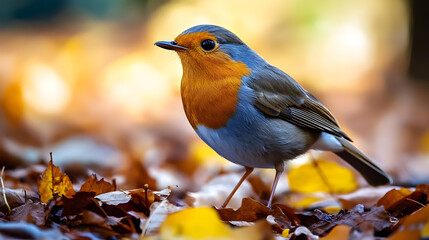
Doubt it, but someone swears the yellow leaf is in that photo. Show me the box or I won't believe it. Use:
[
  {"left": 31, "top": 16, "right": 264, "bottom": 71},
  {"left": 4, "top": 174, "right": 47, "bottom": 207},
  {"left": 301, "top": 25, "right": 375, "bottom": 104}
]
[
  {"left": 288, "top": 159, "right": 358, "bottom": 194},
  {"left": 37, "top": 155, "right": 75, "bottom": 203},
  {"left": 282, "top": 229, "right": 290, "bottom": 238},
  {"left": 322, "top": 206, "right": 342, "bottom": 214},
  {"left": 293, "top": 196, "right": 323, "bottom": 209},
  {"left": 191, "top": 141, "right": 226, "bottom": 166},
  {"left": 160, "top": 207, "right": 231, "bottom": 238}
]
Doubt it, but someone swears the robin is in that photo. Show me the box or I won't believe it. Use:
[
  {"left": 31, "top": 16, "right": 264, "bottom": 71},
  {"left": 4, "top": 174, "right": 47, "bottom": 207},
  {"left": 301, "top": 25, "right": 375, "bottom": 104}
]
[{"left": 155, "top": 24, "right": 391, "bottom": 208}]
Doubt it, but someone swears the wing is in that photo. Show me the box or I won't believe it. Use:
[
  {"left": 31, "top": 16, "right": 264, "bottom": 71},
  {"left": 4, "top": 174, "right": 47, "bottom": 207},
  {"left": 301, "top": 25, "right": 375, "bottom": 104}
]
[{"left": 249, "top": 65, "right": 352, "bottom": 141}]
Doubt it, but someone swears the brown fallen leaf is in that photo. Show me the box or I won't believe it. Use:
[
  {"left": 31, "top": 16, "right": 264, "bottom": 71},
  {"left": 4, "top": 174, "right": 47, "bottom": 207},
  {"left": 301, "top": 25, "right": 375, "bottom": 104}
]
[
  {"left": 267, "top": 203, "right": 299, "bottom": 233},
  {"left": 0, "top": 188, "right": 30, "bottom": 211},
  {"left": 377, "top": 188, "right": 413, "bottom": 210},
  {"left": 128, "top": 189, "right": 156, "bottom": 217},
  {"left": 37, "top": 154, "right": 75, "bottom": 203},
  {"left": 81, "top": 210, "right": 111, "bottom": 226},
  {"left": 123, "top": 155, "right": 157, "bottom": 190},
  {"left": 306, "top": 204, "right": 395, "bottom": 236},
  {"left": 216, "top": 197, "right": 269, "bottom": 222},
  {"left": 387, "top": 204, "right": 429, "bottom": 240},
  {"left": 129, "top": 189, "right": 155, "bottom": 206},
  {"left": 10, "top": 200, "right": 46, "bottom": 226},
  {"left": 416, "top": 184, "right": 429, "bottom": 196},
  {"left": 338, "top": 186, "right": 396, "bottom": 209},
  {"left": 377, "top": 186, "right": 428, "bottom": 217},
  {"left": 272, "top": 203, "right": 300, "bottom": 226},
  {"left": 80, "top": 210, "right": 137, "bottom": 236},
  {"left": 79, "top": 175, "right": 116, "bottom": 195},
  {"left": 61, "top": 191, "right": 97, "bottom": 216},
  {"left": 81, "top": 210, "right": 124, "bottom": 228}
]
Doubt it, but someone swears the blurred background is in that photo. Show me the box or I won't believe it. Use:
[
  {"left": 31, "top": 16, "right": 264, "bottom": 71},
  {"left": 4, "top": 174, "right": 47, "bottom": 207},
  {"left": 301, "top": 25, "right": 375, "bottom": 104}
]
[{"left": 0, "top": 0, "right": 428, "bottom": 193}]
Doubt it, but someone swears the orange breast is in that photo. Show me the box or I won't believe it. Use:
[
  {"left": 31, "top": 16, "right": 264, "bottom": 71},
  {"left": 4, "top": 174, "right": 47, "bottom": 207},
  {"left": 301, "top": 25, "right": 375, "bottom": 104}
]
[{"left": 180, "top": 51, "right": 251, "bottom": 129}]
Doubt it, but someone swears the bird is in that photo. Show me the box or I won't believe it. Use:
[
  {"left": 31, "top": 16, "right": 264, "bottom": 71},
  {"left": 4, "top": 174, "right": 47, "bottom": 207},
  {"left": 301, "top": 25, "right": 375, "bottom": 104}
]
[{"left": 155, "top": 24, "right": 391, "bottom": 209}]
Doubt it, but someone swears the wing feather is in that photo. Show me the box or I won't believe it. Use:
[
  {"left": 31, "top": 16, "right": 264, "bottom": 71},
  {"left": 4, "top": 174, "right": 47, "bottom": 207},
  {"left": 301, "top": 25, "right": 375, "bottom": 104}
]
[{"left": 249, "top": 66, "right": 351, "bottom": 141}]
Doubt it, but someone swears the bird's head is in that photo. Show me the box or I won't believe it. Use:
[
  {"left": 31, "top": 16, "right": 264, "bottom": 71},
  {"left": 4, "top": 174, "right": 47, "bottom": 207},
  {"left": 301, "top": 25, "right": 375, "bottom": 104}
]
[{"left": 155, "top": 25, "right": 251, "bottom": 78}]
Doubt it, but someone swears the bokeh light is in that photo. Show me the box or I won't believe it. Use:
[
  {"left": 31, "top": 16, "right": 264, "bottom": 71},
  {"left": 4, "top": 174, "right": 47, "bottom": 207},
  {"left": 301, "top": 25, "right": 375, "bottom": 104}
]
[
  {"left": 22, "top": 62, "right": 71, "bottom": 115},
  {"left": 101, "top": 55, "right": 171, "bottom": 118}
]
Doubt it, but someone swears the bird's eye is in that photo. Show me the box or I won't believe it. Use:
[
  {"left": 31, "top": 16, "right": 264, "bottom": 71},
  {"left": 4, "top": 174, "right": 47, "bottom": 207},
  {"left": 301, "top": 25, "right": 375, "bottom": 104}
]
[{"left": 201, "top": 39, "right": 216, "bottom": 51}]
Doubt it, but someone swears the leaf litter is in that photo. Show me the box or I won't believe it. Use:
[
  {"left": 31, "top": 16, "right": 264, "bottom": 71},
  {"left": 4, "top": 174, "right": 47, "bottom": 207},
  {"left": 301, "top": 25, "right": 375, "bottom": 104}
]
[{"left": 0, "top": 154, "right": 428, "bottom": 239}]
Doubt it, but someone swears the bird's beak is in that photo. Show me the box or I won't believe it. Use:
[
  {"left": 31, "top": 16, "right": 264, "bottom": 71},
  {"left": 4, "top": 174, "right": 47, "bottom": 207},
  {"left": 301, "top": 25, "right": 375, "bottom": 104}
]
[{"left": 155, "top": 41, "right": 188, "bottom": 51}]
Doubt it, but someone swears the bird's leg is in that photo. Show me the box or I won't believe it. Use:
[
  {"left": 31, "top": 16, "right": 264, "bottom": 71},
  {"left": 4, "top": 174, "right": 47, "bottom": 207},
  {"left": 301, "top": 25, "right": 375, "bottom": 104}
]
[
  {"left": 267, "top": 162, "right": 284, "bottom": 209},
  {"left": 221, "top": 166, "right": 254, "bottom": 208}
]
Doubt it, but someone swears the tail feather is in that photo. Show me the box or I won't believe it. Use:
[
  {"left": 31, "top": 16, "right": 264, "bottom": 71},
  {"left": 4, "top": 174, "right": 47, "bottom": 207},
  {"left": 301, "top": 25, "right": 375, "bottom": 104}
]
[{"left": 335, "top": 137, "right": 392, "bottom": 186}]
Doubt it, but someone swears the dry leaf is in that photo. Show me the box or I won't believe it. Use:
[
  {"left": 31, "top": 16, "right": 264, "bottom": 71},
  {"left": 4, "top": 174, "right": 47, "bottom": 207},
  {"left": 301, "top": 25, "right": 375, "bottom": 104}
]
[
  {"left": 74, "top": 210, "right": 119, "bottom": 238},
  {"left": 339, "top": 186, "right": 396, "bottom": 209},
  {"left": 377, "top": 187, "right": 427, "bottom": 217},
  {"left": 79, "top": 175, "right": 116, "bottom": 195},
  {"left": 388, "top": 205, "right": 429, "bottom": 240},
  {"left": 62, "top": 191, "right": 96, "bottom": 216},
  {"left": 216, "top": 197, "right": 269, "bottom": 222},
  {"left": 307, "top": 204, "right": 395, "bottom": 236},
  {"left": 81, "top": 210, "right": 123, "bottom": 227},
  {"left": 416, "top": 184, "right": 429, "bottom": 195},
  {"left": 129, "top": 188, "right": 155, "bottom": 206},
  {"left": 37, "top": 156, "right": 75, "bottom": 203},
  {"left": 81, "top": 210, "right": 111, "bottom": 226},
  {"left": 95, "top": 191, "right": 132, "bottom": 206},
  {"left": 377, "top": 188, "right": 413, "bottom": 210},
  {"left": 95, "top": 188, "right": 157, "bottom": 207},
  {"left": 270, "top": 203, "right": 300, "bottom": 229},
  {"left": 10, "top": 200, "right": 46, "bottom": 226},
  {"left": 0, "top": 188, "right": 27, "bottom": 211},
  {"left": 141, "top": 199, "right": 183, "bottom": 236}
]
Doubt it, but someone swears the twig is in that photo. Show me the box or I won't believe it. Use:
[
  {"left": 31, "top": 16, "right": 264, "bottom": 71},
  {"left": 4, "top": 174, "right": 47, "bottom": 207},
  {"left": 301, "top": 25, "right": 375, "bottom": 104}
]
[
  {"left": 50, "top": 152, "right": 55, "bottom": 195},
  {"left": 1, "top": 166, "right": 11, "bottom": 215},
  {"left": 144, "top": 184, "right": 149, "bottom": 208}
]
